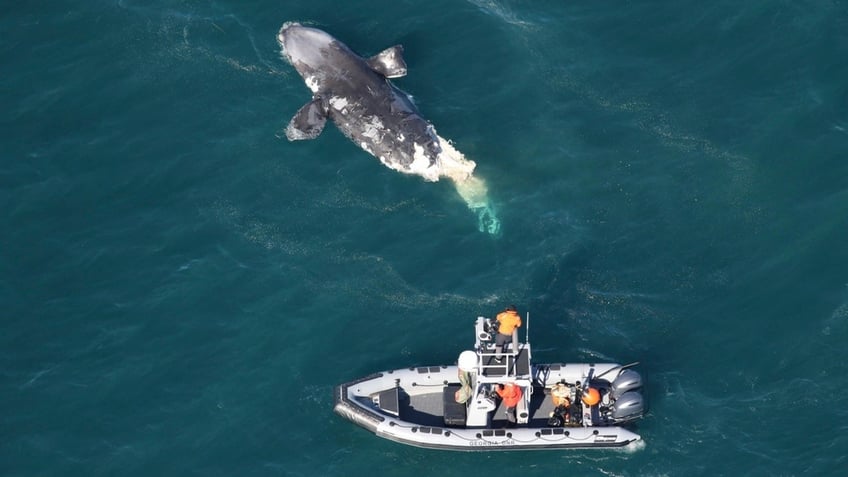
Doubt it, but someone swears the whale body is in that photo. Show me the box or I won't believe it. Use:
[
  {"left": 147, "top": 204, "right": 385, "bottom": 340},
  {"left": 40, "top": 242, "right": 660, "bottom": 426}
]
[{"left": 278, "top": 22, "right": 500, "bottom": 234}]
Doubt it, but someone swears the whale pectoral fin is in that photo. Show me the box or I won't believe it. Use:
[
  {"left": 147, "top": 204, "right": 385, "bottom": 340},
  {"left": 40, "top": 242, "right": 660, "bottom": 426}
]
[
  {"left": 285, "top": 97, "right": 328, "bottom": 141},
  {"left": 366, "top": 45, "right": 407, "bottom": 78}
]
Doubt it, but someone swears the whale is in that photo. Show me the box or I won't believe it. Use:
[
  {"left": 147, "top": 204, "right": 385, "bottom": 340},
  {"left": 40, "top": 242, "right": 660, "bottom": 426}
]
[{"left": 277, "top": 22, "right": 500, "bottom": 234}]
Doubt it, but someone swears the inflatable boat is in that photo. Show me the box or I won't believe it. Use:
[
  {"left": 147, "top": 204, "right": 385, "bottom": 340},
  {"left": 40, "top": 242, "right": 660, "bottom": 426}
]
[{"left": 334, "top": 315, "right": 646, "bottom": 451}]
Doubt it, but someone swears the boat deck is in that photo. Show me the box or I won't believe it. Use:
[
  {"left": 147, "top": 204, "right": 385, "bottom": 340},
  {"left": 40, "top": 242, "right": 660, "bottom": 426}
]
[
  {"left": 479, "top": 348, "right": 531, "bottom": 378},
  {"left": 373, "top": 385, "right": 575, "bottom": 429}
]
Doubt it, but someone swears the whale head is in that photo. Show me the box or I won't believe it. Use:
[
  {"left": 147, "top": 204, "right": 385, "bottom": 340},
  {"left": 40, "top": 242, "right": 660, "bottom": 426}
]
[
  {"left": 278, "top": 23, "right": 332, "bottom": 65},
  {"left": 278, "top": 22, "right": 348, "bottom": 93}
]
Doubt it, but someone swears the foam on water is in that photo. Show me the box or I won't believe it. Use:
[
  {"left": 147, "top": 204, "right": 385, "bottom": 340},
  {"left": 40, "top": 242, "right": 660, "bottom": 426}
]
[{"left": 435, "top": 135, "right": 501, "bottom": 235}]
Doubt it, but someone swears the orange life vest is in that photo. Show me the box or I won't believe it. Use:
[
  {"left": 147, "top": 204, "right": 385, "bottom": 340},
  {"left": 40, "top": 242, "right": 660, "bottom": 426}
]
[
  {"left": 495, "top": 310, "right": 522, "bottom": 335},
  {"left": 496, "top": 383, "right": 523, "bottom": 407}
]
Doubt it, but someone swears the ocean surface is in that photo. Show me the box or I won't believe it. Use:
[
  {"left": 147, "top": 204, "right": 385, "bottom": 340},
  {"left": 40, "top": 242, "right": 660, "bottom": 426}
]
[{"left": 3, "top": 1, "right": 847, "bottom": 475}]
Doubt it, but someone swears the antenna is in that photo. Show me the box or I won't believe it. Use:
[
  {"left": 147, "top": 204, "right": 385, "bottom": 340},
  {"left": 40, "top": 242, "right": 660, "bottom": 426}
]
[{"left": 525, "top": 311, "right": 530, "bottom": 344}]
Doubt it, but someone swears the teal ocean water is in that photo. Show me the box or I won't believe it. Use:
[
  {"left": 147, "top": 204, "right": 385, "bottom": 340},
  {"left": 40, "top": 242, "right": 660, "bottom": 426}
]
[{"left": 3, "top": 1, "right": 847, "bottom": 475}]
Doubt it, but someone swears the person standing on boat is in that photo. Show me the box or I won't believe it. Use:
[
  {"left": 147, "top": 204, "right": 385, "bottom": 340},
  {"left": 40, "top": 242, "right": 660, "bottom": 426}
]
[
  {"left": 495, "top": 382, "right": 523, "bottom": 425},
  {"left": 494, "top": 305, "right": 522, "bottom": 363}
]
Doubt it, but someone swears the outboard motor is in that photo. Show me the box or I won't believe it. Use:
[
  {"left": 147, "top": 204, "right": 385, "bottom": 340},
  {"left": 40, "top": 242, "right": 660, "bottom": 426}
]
[
  {"left": 610, "top": 391, "right": 644, "bottom": 423},
  {"left": 610, "top": 369, "right": 643, "bottom": 400}
]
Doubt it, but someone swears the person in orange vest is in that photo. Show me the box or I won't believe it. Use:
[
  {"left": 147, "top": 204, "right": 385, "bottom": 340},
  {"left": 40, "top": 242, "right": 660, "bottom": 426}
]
[
  {"left": 494, "top": 305, "right": 522, "bottom": 363},
  {"left": 495, "top": 382, "right": 523, "bottom": 425}
]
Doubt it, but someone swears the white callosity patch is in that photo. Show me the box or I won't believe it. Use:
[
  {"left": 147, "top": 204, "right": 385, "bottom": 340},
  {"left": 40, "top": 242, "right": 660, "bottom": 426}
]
[
  {"left": 303, "top": 75, "right": 321, "bottom": 93},
  {"left": 359, "top": 115, "right": 386, "bottom": 148},
  {"left": 411, "top": 143, "right": 441, "bottom": 182},
  {"left": 329, "top": 96, "right": 350, "bottom": 113}
]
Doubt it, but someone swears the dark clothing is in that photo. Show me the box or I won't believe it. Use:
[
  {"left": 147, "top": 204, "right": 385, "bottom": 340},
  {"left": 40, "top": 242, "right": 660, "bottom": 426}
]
[{"left": 495, "top": 332, "right": 512, "bottom": 356}]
